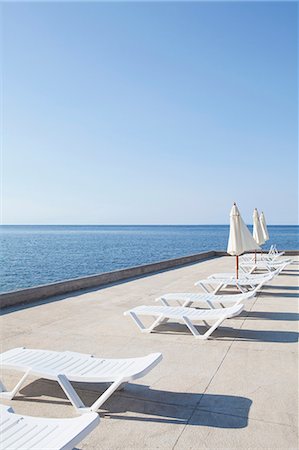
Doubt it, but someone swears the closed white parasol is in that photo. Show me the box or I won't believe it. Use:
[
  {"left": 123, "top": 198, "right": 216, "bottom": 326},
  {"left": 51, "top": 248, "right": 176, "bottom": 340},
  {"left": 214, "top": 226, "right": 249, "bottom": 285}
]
[
  {"left": 253, "top": 208, "right": 265, "bottom": 246},
  {"left": 252, "top": 208, "right": 265, "bottom": 262},
  {"left": 260, "top": 211, "right": 270, "bottom": 241},
  {"left": 227, "top": 203, "right": 260, "bottom": 278}
]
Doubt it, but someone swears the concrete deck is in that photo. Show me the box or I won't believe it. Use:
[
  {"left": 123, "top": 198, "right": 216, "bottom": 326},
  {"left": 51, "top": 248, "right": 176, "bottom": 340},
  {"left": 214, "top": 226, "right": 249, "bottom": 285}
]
[{"left": 1, "top": 256, "right": 298, "bottom": 449}]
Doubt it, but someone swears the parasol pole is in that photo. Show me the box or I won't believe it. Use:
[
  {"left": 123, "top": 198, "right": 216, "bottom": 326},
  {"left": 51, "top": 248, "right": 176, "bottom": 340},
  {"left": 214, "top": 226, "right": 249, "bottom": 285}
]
[{"left": 236, "top": 255, "right": 239, "bottom": 279}]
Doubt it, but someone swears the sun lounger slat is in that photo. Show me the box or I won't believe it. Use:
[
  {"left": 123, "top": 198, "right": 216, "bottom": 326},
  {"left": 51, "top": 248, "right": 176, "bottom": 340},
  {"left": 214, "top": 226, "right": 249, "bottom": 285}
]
[
  {"left": 3, "top": 424, "right": 54, "bottom": 449},
  {"left": 2, "top": 350, "right": 56, "bottom": 366},
  {"left": 98, "top": 360, "right": 135, "bottom": 375},
  {"left": 0, "top": 405, "right": 100, "bottom": 449},
  {"left": 78, "top": 360, "right": 105, "bottom": 375},
  {"left": 157, "top": 291, "right": 255, "bottom": 308},
  {"left": 1, "top": 422, "right": 31, "bottom": 446}
]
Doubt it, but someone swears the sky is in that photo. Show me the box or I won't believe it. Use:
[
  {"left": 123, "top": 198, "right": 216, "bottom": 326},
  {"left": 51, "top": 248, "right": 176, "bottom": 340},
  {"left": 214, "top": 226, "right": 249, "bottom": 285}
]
[{"left": 1, "top": 1, "right": 298, "bottom": 225}]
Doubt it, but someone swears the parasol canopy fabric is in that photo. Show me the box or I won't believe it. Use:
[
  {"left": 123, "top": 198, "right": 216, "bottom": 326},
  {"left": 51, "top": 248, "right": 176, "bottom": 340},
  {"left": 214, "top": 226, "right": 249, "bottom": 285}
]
[
  {"left": 260, "top": 211, "right": 270, "bottom": 241},
  {"left": 253, "top": 208, "right": 265, "bottom": 246},
  {"left": 227, "top": 203, "right": 260, "bottom": 256}
]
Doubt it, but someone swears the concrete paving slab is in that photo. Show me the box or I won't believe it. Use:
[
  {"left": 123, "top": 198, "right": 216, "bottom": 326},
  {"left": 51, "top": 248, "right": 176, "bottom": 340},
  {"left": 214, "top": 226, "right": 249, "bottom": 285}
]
[
  {"left": 197, "top": 347, "right": 298, "bottom": 427},
  {"left": 0, "top": 255, "right": 298, "bottom": 449},
  {"left": 176, "top": 410, "right": 298, "bottom": 450}
]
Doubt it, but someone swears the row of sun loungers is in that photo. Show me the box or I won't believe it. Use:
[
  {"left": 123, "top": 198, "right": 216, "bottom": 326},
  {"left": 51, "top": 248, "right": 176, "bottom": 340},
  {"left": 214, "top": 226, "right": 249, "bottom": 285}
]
[
  {"left": 0, "top": 250, "right": 292, "bottom": 449},
  {"left": 124, "top": 254, "right": 290, "bottom": 338}
]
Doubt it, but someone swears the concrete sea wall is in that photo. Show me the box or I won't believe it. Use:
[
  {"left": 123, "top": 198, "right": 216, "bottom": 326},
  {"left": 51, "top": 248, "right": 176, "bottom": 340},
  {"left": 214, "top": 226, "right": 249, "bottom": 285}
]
[{"left": 0, "top": 250, "right": 219, "bottom": 309}]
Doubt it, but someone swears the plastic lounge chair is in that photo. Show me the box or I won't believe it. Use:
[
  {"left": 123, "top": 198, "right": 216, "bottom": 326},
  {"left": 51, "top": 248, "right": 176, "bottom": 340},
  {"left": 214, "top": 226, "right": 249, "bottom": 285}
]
[
  {"left": 262, "top": 248, "right": 293, "bottom": 264},
  {"left": 0, "top": 348, "right": 162, "bottom": 414},
  {"left": 124, "top": 304, "right": 244, "bottom": 339},
  {"left": 195, "top": 271, "right": 274, "bottom": 294},
  {"left": 262, "top": 253, "right": 292, "bottom": 264},
  {"left": 240, "top": 250, "right": 289, "bottom": 264},
  {"left": 269, "top": 245, "right": 285, "bottom": 257},
  {"left": 155, "top": 290, "right": 256, "bottom": 308},
  {"left": 240, "top": 260, "right": 289, "bottom": 274},
  {"left": 265, "top": 255, "right": 293, "bottom": 264},
  {"left": 208, "top": 266, "right": 281, "bottom": 281},
  {"left": 0, "top": 404, "right": 99, "bottom": 450}
]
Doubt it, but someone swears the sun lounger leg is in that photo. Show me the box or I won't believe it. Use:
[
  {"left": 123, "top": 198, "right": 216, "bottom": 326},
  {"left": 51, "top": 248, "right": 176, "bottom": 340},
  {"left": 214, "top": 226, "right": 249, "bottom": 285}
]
[
  {"left": 0, "top": 369, "right": 31, "bottom": 400},
  {"left": 213, "top": 283, "right": 224, "bottom": 294},
  {"left": 159, "top": 298, "right": 170, "bottom": 306},
  {"left": 128, "top": 312, "right": 165, "bottom": 333},
  {"left": 182, "top": 316, "right": 200, "bottom": 337},
  {"left": 57, "top": 374, "right": 125, "bottom": 414},
  {"left": 57, "top": 374, "right": 86, "bottom": 412},
  {"left": 255, "top": 280, "right": 267, "bottom": 292},
  {"left": 182, "top": 300, "right": 192, "bottom": 307},
  {"left": 183, "top": 316, "right": 227, "bottom": 340},
  {"left": 128, "top": 312, "right": 147, "bottom": 331},
  {"left": 199, "top": 317, "right": 227, "bottom": 339},
  {"left": 88, "top": 377, "right": 124, "bottom": 412},
  {"left": 236, "top": 283, "right": 246, "bottom": 293},
  {"left": 206, "top": 300, "right": 217, "bottom": 309},
  {"left": 198, "top": 282, "right": 211, "bottom": 293},
  {"left": 200, "top": 317, "right": 227, "bottom": 339}
]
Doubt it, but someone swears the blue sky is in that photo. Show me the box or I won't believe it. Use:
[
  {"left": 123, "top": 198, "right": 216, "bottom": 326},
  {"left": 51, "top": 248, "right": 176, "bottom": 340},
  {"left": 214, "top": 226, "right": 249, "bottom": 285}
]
[{"left": 2, "top": 1, "right": 298, "bottom": 225}]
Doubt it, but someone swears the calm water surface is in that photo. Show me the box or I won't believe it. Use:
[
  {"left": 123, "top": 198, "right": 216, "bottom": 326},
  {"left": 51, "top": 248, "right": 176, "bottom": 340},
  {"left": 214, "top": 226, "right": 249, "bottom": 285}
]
[{"left": 1, "top": 225, "right": 298, "bottom": 293}]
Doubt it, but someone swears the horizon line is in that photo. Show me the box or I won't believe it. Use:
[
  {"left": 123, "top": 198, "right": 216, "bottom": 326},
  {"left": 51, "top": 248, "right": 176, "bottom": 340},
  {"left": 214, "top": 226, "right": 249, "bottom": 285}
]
[{"left": 1, "top": 223, "right": 298, "bottom": 227}]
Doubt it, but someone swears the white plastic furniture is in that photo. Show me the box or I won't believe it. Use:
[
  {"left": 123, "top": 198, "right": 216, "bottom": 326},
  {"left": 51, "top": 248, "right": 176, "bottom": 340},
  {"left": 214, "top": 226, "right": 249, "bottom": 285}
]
[
  {"left": 156, "top": 290, "right": 256, "bottom": 308},
  {"left": 241, "top": 249, "right": 292, "bottom": 265},
  {"left": 0, "top": 404, "right": 99, "bottom": 450},
  {"left": 195, "top": 271, "right": 275, "bottom": 294},
  {"left": 208, "top": 267, "right": 280, "bottom": 281},
  {"left": 240, "top": 259, "right": 289, "bottom": 274},
  {"left": 124, "top": 304, "right": 244, "bottom": 339},
  {"left": 0, "top": 348, "right": 162, "bottom": 414},
  {"left": 269, "top": 244, "right": 285, "bottom": 257}
]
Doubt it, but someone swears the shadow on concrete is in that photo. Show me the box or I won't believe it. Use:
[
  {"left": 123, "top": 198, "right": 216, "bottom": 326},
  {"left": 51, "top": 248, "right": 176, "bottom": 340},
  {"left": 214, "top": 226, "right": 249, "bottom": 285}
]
[
  {"left": 281, "top": 269, "right": 299, "bottom": 273},
  {"left": 244, "top": 311, "right": 299, "bottom": 321},
  {"left": 150, "top": 322, "right": 298, "bottom": 343},
  {"left": 258, "top": 291, "right": 298, "bottom": 298},
  {"left": 262, "top": 285, "right": 299, "bottom": 291},
  {"left": 213, "top": 327, "right": 299, "bottom": 343},
  {"left": 18, "top": 379, "right": 252, "bottom": 428},
  {"left": 277, "top": 272, "right": 299, "bottom": 276}
]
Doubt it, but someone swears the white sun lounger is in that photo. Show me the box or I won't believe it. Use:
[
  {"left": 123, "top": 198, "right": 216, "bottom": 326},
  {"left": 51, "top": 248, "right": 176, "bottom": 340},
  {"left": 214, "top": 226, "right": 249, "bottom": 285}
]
[
  {"left": 208, "top": 267, "right": 280, "bottom": 281},
  {"left": 264, "top": 254, "right": 293, "bottom": 264},
  {"left": 124, "top": 304, "right": 244, "bottom": 339},
  {"left": 241, "top": 253, "right": 292, "bottom": 265},
  {"left": 156, "top": 290, "right": 256, "bottom": 308},
  {"left": 269, "top": 245, "right": 285, "bottom": 258},
  {"left": 0, "top": 348, "right": 162, "bottom": 414},
  {"left": 0, "top": 404, "right": 99, "bottom": 450},
  {"left": 195, "top": 271, "right": 274, "bottom": 294},
  {"left": 240, "top": 260, "right": 289, "bottom": 274}
]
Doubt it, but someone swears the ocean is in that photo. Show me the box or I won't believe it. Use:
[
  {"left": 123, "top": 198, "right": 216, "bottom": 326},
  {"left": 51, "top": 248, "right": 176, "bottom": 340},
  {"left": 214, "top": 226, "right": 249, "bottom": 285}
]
[{"left": 1, "top": 225, "right": 298, "bottom": 294}]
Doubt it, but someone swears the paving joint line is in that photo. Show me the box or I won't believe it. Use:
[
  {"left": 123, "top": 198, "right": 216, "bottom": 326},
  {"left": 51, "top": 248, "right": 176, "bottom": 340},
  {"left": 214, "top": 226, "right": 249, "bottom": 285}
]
[{"left": 172, "top": 288, "right": 263, "bottom": 449}]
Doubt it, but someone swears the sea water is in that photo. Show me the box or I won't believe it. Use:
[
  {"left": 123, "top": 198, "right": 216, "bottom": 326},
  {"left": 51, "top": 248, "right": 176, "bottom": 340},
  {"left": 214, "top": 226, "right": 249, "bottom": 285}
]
[{"left": 1, "top": 225, "right": 298, "bottom": 293}]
